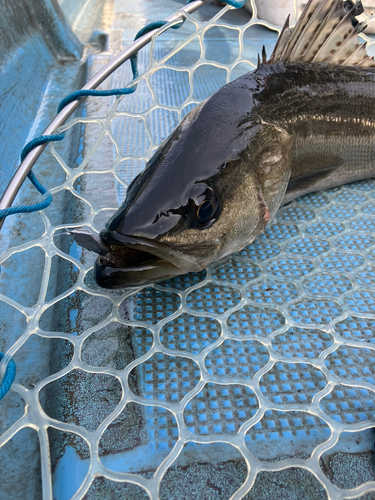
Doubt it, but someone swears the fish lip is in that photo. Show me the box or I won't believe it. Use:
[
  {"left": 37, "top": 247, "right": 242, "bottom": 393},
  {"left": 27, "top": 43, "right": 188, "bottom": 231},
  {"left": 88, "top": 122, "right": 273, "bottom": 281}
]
[
  {"left": 94, "top": 258, "right": 181, "bottom": 288},
  {"left": 95, "top": 229, "right": 206, "bottom": 289},
  {"left": 99, "top": 229, "right": 203, "bottom": 273}
]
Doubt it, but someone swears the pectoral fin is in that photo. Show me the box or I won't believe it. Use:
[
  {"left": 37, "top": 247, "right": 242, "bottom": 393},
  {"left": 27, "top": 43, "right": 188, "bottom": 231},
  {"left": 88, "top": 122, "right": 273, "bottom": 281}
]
[{"left": 286, "top": 160, "right": 343, "bottom": 195}]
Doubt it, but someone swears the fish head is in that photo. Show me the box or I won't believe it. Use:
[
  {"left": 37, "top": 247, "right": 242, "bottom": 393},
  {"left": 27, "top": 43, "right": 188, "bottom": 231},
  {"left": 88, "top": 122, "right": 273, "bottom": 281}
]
[{"left": 95, "top": 77, "right": 292, "bottom": 288}]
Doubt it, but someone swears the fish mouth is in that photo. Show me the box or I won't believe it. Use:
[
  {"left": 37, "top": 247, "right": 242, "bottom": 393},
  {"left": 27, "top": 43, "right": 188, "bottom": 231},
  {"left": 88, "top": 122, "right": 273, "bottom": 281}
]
[{"left": 94, "top": 230, "right": 202, "bottom": 289}]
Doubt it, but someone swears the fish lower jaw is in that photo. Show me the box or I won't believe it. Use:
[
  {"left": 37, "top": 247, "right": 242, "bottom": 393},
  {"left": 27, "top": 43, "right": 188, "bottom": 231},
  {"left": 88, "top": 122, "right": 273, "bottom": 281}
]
[
  {"left": 94, "top": 233, "right": 209, "bottom": 288},
  {"left": 94, "top": 257, "right": 186, "bottom": 289}
]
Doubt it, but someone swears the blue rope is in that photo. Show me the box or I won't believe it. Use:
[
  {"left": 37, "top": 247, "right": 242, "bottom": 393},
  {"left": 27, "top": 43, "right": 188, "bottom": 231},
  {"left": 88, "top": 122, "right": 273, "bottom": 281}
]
[
  {"left": 0, "top": 353, "right": 16, "bottom": 401},
  {"left": 0, "top": 134, "right": 65, "bottom": 220},
  {"left": 0, "top": 0, "right": 245, "bottom": 223},
  {"left": 0, "top": 0, "right": 245, "bottom": 399},
  {"left": 187, "top": 0, "right": 246, "bottom": 6},
  {"left": 57, "top": 20, "right": 187, "bottom": 112},
  {"left": 20, "top": 133, "right": 65, "bottom": 162},
  {"left": 57, "top": 87, "right": 137, "bottom": 113},
  {"left": 0, "top": 21, "right": 185, "bottom": 224}
]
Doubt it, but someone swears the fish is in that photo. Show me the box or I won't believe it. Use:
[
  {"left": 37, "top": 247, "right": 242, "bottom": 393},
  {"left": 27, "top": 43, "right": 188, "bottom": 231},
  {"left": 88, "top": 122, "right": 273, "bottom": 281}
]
[{"left": 73, "top": 0, "right": 375, "bottom": 289}]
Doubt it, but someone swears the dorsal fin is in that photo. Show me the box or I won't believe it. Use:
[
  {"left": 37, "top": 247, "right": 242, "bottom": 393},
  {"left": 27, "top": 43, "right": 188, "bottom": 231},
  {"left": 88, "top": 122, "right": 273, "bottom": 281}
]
[
  {"left": 268, "top": 0, "right": 375, "bottom": 67},
  {"left": 271, "top": 15, "right": 292, "bottom": 62},
  {"left": 257, "top": 46, "right": 268, "bottom": 67}
]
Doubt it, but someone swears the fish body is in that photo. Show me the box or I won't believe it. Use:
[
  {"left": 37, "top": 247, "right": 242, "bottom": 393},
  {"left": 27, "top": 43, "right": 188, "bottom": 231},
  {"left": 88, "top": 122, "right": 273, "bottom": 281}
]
[
  {"left": 257, "top": 62, "right": 375, "bottom": 204},
  {"left": 77, "top": 0, "right": 375, "bottom": 288}
]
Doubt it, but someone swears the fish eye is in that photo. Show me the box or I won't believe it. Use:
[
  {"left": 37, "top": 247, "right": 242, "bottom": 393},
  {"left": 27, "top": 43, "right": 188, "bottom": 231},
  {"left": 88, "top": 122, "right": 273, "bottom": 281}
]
[
  {"left": 197, "top": 200, "right": 215, "bottom": 222},
  {"left": 189, "top": 183, "right": 219, "bottom": 228}
]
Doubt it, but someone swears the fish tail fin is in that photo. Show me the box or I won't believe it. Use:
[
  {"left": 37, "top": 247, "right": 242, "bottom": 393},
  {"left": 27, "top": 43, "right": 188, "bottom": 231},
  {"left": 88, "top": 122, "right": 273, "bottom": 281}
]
[{"left": 268, "top": 0, "right": 375, "bottom": 67}]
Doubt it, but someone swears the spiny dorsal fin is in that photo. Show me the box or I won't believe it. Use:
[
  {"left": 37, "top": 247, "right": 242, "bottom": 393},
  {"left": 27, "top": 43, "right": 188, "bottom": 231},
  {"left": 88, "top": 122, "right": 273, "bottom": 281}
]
[
  {"left": 262, "top": 45, "right": 267, "bottom": 64},
  {"left": 257, "top": 46, "right": 268, "bottom": 67},
  {"left": 271, "top": 15, "right": 292, "bottom": 62},
  {"left": 268, "top": 0, "right": 375, "bottom": 67}
]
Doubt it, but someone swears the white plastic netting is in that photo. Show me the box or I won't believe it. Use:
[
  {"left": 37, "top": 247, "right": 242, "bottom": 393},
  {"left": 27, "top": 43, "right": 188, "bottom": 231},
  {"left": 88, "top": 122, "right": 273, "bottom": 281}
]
[{"left": 1, "top": 1, "right": 375, "bottom": 499}]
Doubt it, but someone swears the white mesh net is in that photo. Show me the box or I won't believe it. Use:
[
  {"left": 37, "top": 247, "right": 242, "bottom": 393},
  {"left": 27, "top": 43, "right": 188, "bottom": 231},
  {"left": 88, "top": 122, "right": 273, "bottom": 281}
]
[{"left": 1, "top": 1, "right": 375, "bottom": 499}]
